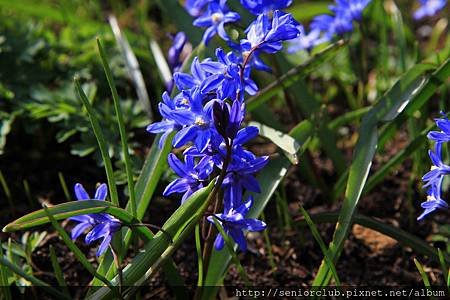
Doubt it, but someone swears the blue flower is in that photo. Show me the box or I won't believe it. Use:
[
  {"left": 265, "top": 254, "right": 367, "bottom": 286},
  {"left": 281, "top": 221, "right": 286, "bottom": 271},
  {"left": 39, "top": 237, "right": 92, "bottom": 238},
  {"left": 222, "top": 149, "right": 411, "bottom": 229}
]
[
  {"left": 68, "top": 183, "right": 121, "bottom": 257},
  {"left": 311, "top": 12, "right": 353, "bottom": 40},
  {"left": 213, "top": 100, "right": 245, "bottom": 140},
  {"left": 243, "top": 11, "right": 300, "bottom": 54},
  {"left": 240, "top": 0, "right": 292, "bottom": 15},
  {"left": 222, "top": 146, "right": 268, "bottom": 209},
  {"left": 169, "top": 89, "right": 222, "bottom": 152},
  {"left": 174, "top": 57, "right": 208, "bottom": 91},
  {"left": 168, "top": 32, "right": 187, "bottom": 73},
  {"left": 163, "top": 153, "right": 214, "bottom": 203},
  {"left": 146, "top": 92, "right": 184, "bottom": 148},
  {"left": 418, "top": 179, "right": 449, "bottom": 220},
  {"left": 200, "top": 49, "right": 242, "bottom": 99},
  {"left": 193, "top": 0, "right": 240, "bottom": 44},
  {"left": 331, "top": 0, "right": 371, "bottom": 22},
  {"left": 207, "top": 196, "right": 266, "bottom": 251},
  {"left": 413, "top": 0, "right": 447, "bottom": 20},
  {"left": 422, "top": 143, "right": 450, "bottom": 189},
  {"left": 427, "top": 114, "right": 450, "bottom": 143},
  {"left": 185, "top": 0, "right": 212, "bottom": 17},
  {"left": 288, "top": 25, "right": 322, "bottom": 52}
]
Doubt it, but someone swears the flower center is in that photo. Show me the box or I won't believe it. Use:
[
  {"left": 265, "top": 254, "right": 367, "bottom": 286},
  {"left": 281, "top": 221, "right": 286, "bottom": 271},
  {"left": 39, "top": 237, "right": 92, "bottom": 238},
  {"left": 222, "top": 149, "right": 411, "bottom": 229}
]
[
  {"left": 195, "top": 116, "right": 208, "bottom": 127},
  {"left": 211, "top": 13, "right": 223, "bottom": 24},
  {"left": 180, "top": 98, "right": 189, "bottom": 105}
]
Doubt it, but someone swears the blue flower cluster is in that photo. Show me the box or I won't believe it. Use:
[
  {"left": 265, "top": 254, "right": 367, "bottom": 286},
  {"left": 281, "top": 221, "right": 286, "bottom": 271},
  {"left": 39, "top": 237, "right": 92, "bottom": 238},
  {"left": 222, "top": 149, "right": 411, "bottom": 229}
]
[
  {"left": 147, "top": 0, "right": 300, "bottom": 251},
  {"left": 413, "top": 0, "right": 447, "bottom": 20},
  {"left": 419, "top": 114, "right": 450, "bottom": 220},
  {"left": 69, "top": 183, "right": 121, "bottom": 256},
  {"left": 288, "top": 0, "right": 372, "bottom": 53}
]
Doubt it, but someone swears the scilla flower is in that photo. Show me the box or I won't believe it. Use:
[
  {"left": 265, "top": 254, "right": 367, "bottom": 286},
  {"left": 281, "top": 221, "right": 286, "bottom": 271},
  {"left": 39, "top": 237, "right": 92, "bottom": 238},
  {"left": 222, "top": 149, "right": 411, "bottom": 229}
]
[
  {"left": 419, "top": 113, "right": 450, "bottom": 220},
  {"left": 193, "top": 0, "right": 240, "bottom": 44},
  {"left": 68, "top": 183, "right": 121, "bottom": 256},
  {"left": 207, "top": 196, "right": 266, "bottom": 251},
  {"left": 240, "top": 0, "right": 292, "bottom": 15},
  {"left": 427, "top": 113, "right": 450, "bottom": 143}
]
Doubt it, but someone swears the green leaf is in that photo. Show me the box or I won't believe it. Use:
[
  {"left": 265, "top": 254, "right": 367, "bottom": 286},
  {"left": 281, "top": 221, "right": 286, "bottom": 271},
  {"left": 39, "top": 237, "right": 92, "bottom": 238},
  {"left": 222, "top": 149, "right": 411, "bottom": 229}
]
[
  {"left": 74, "top": 79, "right": 119, "bottom": 207},
  {"left": 3, "top": 200, "right": 137, "bottom": 232},
  {"left": 49, "top": 245, "right": 71, "bottom": 296},
  {"left": 108, "top": 16, "right": 153, "bottom": 119},
  {"left": 248, "top": 121, "right": 300, "bottom": 164},
  {"left": 299, "top": 206, "right": 341, "bottom": 287},
  {"left": 97, "top": 38, "right": 137, "bottom": 217},
  {"left": 414, "top": 258, "right": 432, "bottom": 289},
  {"left": 246, "top": 40, "right": 346, "bottom": 111},
  {"left": 201, "top": 120, "right": 314, "bottom": 298},
  {"left": 0, "top": 242, "right": 12, "bottom": 300}
]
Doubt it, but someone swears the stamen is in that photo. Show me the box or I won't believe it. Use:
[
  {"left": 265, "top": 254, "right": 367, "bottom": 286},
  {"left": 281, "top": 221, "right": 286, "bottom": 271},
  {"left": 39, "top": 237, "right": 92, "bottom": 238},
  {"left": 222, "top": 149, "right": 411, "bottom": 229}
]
[{"left": 211, "top": 13, "right": 223, "bottom": 24}]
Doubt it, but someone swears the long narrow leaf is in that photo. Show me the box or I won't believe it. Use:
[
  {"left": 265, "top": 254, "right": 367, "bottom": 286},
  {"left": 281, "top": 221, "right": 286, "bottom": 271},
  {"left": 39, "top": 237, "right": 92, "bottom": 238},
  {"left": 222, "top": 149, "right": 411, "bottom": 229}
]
[
  {"left": 49, "top": 245, "right": 71, "bottom": 296},
  {"left": 74, "top": 79, "right": 119, "bottom": 207},
  {"left": 97, "top": 38, "right": 137, "bottom": 217},
  {"left": 0, "top": 242, "right": 11, "bottom": 300},
  {"left": 108, "top": 15, "right": 153, "bottom": 118},
  {"left": 299, "top": 206, "right": 341, "bottom": 287}
]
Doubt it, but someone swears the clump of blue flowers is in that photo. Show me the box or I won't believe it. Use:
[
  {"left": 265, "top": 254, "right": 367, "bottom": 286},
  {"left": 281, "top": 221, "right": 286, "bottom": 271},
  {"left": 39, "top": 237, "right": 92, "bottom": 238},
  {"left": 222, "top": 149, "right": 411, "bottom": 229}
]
[
  {"left": 147, "top": 0, "right": 301, "bottom": 251},
  {"left": 419, "top": 113, "right": 450, "bottom": 220},
  {"left": 69, "top": 183, "right": 121, "bottom": 256},
  {"left": 288, "top": 0, "right": 372, "bottom": 53}
]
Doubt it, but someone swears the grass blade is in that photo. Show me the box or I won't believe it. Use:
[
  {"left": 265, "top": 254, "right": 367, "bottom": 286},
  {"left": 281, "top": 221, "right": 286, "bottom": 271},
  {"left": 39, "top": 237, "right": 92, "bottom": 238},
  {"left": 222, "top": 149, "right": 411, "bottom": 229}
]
[
  {"left": 97, "top": 38, "right": 137, "bottom": 217},
  {"left": 195, "top": 224, "right": 203, "bottom": 287},
  {"left": 49, "top": 245, "right": 71, "bottom": 296},
  {"left": 299, "top": 206, "right": 341, "bottom": 287},
  {"left": 3, "top": 200, "right": 138, "bottom": 232},
  {"left": 108, "top": 15, "right": 153, "bottom": 119},
  {"left": 414, "top": 258, "right": 432, "bottom": 289},
  {"left": 0, "top": 242, "right": 12, "bottom": 300},
  {"left": 58, "top": 172, "right": 71, "bottom": 201},
  {"left": 437, "top": 248, "right": 449, "bottom": 287},
  {"left": 74, "top": 79, "right": 119, "bottom": 207},
  {"left": 0, "top": 170, "right": 14, "bottom": 213}
]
